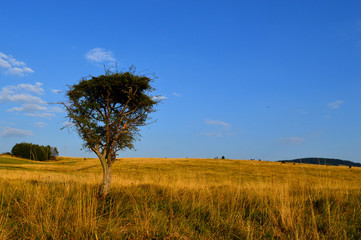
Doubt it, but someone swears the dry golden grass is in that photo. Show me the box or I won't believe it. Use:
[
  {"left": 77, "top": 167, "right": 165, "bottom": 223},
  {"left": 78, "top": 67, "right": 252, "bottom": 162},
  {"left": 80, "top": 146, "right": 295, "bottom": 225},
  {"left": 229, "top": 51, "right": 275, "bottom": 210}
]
[{"left": 0, "top": 155, "right": 361, "bottom": 239}]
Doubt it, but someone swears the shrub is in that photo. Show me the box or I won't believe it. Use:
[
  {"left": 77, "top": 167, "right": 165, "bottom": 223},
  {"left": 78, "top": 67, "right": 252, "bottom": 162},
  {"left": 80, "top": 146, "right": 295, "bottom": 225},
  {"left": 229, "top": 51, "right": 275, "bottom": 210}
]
[{"left": 0, "top": 152, "right": 12, "bottom": 155}]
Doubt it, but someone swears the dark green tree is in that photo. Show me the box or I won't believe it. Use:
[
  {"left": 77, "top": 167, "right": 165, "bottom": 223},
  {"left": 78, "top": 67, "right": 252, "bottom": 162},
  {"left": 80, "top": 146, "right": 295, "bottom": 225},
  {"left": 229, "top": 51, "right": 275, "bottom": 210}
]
[
  {"left": 45, "top": 145, "right": 52, "bottom": 160},
  {"left": 32, "top": 145, "right": 47, "bottom": 161},
  {"left": 11, "top": 142, "right": 31, "bottom": 159},
  {"left": 63, "top": 68, "right": 158, "bottom": 195},
  {"left": 11, "top": 142, "right": 57, "bottom": 161},
  {"left": 51, "top": 147, "right": 59, "bottom": 159}
]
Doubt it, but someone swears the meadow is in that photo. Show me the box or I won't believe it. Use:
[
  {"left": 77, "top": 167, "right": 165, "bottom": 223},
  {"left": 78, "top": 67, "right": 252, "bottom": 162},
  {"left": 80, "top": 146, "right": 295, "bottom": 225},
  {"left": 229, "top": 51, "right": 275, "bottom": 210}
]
[{"left": 0, "top": 155, "right": 361, "bottom": 239}]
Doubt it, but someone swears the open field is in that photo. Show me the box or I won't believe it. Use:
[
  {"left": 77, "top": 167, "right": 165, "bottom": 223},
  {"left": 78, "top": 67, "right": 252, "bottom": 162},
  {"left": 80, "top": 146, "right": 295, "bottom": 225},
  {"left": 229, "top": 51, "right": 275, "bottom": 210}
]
[{"left": 0, "top": 155, "right": 361, "bottom": 239}]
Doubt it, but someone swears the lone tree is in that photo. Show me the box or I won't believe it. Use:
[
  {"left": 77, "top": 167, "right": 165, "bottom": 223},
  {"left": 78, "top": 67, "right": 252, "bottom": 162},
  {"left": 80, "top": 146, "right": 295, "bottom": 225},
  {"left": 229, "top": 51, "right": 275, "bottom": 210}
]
[{"left": 64, "top": 67, "right": 158, "bottom": 195}]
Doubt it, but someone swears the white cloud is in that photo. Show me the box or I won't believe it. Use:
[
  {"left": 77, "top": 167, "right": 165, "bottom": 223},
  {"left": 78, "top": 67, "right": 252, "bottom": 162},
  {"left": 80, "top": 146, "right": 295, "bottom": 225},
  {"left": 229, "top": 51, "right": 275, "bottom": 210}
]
[
  {"left": 7, "top": 68, "right": 25, "bottom": 76},
  {"left": 8, "top": 59, "right": 25, "bottom": 67},
  {"left": 0, "top": 58, "right": 11, "bottom": 68},
  {"left": 0, "top": 127, "right": 32, "bottom": 138},
  {"left": 328, "top": 100, "right": 344, "bottom": 109},
  {"left": 172, "top": 92, "right": 182, "bottom": 97},
  {"left": 22, "top": 67, "right": 34, "bottom": 73},
  {"left": 51, "top": 89, "right": 62, "bottom": 94},
  {"left": 1, "top": 82, "right": 62, "bottom": 119},
  {"left": 0, "top": 92, "right": 46, "bottom": 104},
  {"left": 279, "top": 137, "right": 304, "bottom": 144},
  {"left": 14, "top": 82, "right": 44, "bottom": 95},
  {"left": 7, "top": 103, "right": 47, "bottom": 113},
  {"left": 86, "top": 48, "right": 116, "bottom": 63},
  {"left": 0, "top": 52, "right": 34, "bottom": 76},
  {"left": 205, "top": 119, "right": 230, "bottom": 126},
  {"left": 152, "top": 96, "right": 168, "bottom": 101},
  {"left": 0, "top": 82, "right": 45, "bottom": 104}
]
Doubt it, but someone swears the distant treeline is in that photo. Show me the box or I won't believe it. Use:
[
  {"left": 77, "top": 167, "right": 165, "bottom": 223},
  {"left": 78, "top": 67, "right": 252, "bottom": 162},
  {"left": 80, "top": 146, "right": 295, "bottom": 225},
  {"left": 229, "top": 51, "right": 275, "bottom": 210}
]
[
  {"left": 278, "top": 158, "right": 361, "bottom": 167},
  {"left": 11, "top": 142, "right": 59, "bottom": 161}
]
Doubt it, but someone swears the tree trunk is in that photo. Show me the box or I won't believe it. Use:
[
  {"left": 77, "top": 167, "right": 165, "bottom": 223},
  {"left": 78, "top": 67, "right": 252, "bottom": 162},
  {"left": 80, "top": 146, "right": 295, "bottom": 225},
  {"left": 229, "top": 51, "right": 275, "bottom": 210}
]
[{"left": 99, "top": 162, "right": 112, "bottom": 196}]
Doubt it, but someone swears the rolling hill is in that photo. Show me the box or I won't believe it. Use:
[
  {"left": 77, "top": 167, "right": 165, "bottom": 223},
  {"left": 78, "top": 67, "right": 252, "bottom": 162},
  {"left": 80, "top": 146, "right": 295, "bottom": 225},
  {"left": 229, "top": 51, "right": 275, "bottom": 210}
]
[{"left": 278, "top": 157, "right": 361, "bottom": 167}]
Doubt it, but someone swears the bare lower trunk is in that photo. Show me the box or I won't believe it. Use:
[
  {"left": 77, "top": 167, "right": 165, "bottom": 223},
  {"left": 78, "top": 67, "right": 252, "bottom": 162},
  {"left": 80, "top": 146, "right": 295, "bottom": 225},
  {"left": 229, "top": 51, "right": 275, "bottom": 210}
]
[{"left": 99, "top": 163, "right": 112, "bottom": 196}]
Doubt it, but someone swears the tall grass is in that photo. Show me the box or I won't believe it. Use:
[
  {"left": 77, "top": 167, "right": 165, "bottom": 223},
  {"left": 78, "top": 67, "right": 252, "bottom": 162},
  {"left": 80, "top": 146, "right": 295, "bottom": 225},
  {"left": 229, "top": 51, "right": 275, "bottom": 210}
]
[{"left": 0, "top": 156, "right": 361, "bottom": 239}]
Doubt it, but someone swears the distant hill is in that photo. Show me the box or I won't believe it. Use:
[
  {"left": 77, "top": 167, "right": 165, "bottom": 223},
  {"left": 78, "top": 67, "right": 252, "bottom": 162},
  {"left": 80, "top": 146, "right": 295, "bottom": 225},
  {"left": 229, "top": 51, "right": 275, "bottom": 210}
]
[{"left": 278, "top": 158, "right": 361, "bottom": 167}]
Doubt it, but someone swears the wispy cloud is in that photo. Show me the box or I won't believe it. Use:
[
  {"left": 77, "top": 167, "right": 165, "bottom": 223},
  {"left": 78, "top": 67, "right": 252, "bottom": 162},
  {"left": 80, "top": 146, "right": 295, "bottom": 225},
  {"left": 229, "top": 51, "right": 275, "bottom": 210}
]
[
  {"left": 7, "top": 104, "right": 59, "bottom": 119},
  {"left": 63, "top": 121, "right": 74, "bottom": 127},
  {"left": 202, "top": 119, "right": 232, "bottom": 137},
  {"left": 172, "top": 92, "right": 181, "bottom": 97},
  {"left": 201, "top": 131, "right": 224, "bottom": 137},
  {"left": 48, "top": 106, "right": 63, "bottom": 113},
  {"left": 86, "top": 48, "right": 116, "bottom": 63},
  {"left": 201, "top": 131, "right": 233, "bottom": 137},
  {"left": 8, "top": 103, "right": 47, "bottom": 113},
  {"left": 328, "top": 100, "right": 344, "bottom": 109},
  {"left": 279, "top": 137, "right": 304, "bottom": 144},
  {"left": 205, "top": 119, "right": 230, "bottom": 126},
  {"left": 152, "top": 96, "right": 168, "bottom": 101},
  {"left": 51, "top": 89, "right": 62, "bottom": 94},
  {"left": 0, "top": 52, "right": 34, "bottom": 76},
  {"left": 0, "top": 127, "right": 32, "bottom": 138},
  {"left": 25, "top": 113, "right": 55, "bottom": 119}
]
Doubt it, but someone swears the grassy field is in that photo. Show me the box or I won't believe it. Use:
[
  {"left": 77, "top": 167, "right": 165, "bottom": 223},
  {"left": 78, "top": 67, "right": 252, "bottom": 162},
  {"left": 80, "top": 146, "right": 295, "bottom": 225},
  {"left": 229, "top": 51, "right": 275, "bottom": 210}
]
[{"left": 0, "top": 155, "right": 361, "bottom": 239}]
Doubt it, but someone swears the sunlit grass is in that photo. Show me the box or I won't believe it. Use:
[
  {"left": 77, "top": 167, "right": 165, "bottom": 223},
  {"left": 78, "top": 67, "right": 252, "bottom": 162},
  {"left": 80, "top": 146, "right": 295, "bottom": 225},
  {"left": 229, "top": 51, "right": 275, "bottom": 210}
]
[{"left": 0, "top": 155, "right": 361, "bottom": 239}]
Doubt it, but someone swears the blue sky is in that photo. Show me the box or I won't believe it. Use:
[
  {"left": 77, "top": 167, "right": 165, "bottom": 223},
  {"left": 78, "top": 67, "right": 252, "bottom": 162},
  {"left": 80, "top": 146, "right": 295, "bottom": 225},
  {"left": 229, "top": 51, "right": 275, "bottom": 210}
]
[{"left": 1, "top": 1, "right": 360, "bottom": 161}]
